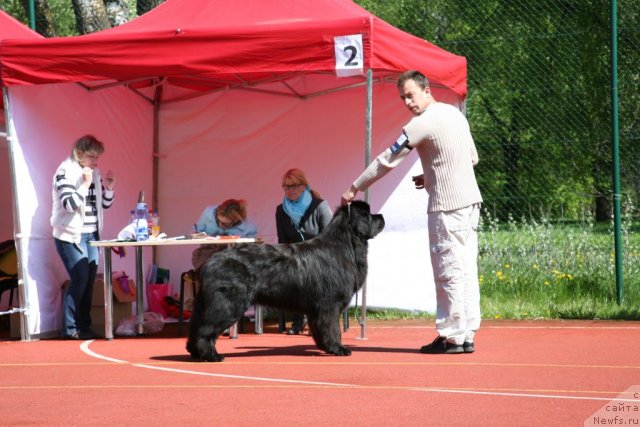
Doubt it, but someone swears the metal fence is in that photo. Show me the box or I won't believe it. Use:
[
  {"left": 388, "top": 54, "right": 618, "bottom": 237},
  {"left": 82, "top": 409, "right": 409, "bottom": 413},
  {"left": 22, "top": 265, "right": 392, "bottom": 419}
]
[{"left": 356, "top": 0, "right": 640, "bottom": 304}]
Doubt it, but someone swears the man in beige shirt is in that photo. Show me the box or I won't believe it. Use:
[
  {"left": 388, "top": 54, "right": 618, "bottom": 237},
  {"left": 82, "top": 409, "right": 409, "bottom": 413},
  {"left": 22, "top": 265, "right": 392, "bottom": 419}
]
[{"left": 342, "top": 70, "right": 482, "bottom": 354}]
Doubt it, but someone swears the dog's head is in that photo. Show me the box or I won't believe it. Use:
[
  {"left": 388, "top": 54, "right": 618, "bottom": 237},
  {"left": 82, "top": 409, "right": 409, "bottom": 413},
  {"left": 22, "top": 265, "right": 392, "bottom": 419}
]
[{"left": 345, "top": 200, "right": 385, "bottom": 239}]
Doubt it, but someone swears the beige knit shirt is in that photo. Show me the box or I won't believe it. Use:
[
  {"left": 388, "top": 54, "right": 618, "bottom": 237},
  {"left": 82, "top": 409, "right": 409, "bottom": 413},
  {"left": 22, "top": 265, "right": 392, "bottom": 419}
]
[{"left": 353, "top": 102, "right": 482, "bottom": 213}]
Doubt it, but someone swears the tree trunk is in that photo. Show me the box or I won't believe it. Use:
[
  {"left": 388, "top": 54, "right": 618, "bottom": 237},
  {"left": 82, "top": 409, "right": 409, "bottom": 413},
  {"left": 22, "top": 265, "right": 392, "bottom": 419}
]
[
  {"left": 137, "top": 0, "right": 165, "bottom": 16},
  {"left": 594, "top": 191, "right": 611, "bottom": 222},
  {"left": 72, "top": 0, "right": 111, "bottom": 34},
  {"left": 104, "top": 0, "right": 130, "bottom": 27}
]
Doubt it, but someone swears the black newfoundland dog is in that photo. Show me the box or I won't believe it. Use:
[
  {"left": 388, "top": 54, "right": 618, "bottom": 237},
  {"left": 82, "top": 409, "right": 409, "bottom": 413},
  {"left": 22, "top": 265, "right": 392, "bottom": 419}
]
[{"left": 187, "top": 200, "right": 385, "bottom": 362}]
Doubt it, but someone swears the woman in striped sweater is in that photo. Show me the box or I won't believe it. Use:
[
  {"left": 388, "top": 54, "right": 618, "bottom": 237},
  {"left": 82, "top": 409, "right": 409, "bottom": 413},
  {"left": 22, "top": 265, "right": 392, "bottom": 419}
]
[{"left": 52, "top": 135, "right": 115, "bottom": 340}]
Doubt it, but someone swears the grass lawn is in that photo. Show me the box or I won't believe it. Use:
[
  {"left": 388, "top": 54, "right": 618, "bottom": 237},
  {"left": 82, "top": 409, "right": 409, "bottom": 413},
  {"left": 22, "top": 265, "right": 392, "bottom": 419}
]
[{"left": 352, "top": 219, "right": 640, "bottom": 322}]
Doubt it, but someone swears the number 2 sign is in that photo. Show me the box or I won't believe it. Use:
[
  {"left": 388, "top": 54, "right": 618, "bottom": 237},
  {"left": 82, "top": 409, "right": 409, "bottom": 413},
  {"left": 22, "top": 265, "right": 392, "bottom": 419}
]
[{"left": 334, "top": 34, "right": 364, "bottom": 77}]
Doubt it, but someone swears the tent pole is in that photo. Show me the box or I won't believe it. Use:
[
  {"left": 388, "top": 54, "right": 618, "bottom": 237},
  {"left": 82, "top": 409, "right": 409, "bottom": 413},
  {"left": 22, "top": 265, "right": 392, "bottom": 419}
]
[
  {"left": 27, "top": 0, "right": 36, "bottom": 30},
  {"left": 359, "top": 69, "right": 373, "bottom": 340},
  {"left": 151, "top": 85, "right": 163, "bottom": 264},
  {"left": 2, "top": 87, "right": 31, "bottom": 341}
]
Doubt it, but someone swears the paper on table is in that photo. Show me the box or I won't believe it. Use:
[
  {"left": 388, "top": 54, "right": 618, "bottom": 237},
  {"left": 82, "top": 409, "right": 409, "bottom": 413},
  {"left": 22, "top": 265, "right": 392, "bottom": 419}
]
[{"left": 117, "top": 223, "right": 137, "bottom": 240}]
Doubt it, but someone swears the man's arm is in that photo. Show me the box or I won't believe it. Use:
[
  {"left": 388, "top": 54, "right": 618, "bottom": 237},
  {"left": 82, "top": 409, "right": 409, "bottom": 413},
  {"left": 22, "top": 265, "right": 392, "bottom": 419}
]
[{"left": 341, "top": 134, "right": 413, "bottom": 205}]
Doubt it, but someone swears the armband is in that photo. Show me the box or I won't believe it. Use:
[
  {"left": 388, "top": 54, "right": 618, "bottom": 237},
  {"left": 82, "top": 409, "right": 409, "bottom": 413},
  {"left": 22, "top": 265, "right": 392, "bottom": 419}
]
[{"left": 390, "top": 132, "right": 411, "bottom": 154}]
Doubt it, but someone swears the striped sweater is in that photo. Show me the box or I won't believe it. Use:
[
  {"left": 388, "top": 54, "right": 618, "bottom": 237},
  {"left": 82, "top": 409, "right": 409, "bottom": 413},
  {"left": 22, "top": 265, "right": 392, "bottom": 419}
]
[
  {"left": 353, "top": 102, "right": 482, "bottom": 213},
  {"left": 51, "top": 156, "right": 114, "bottom": 244}
]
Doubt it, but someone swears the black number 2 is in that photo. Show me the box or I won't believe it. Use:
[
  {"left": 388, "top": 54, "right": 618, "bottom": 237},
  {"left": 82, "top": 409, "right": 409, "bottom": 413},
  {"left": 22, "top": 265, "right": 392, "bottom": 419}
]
[{"left": 343, "top": 45, "right": 359, "bottom": 66}]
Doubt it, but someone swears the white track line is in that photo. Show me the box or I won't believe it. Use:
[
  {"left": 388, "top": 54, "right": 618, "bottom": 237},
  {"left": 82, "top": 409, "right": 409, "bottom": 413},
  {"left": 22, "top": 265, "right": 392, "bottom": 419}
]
[
  {"left": 80, "top": 340, "right": 352, "bottom": 387},
  {"left": 409, "top": 387, "right": 638, "bottom": 402},
  {"left": 373, "top": 325, "right": 640, "bottom": 330},
  {"left": 80, "top": 341, "right": 635, "bottom": 402}
]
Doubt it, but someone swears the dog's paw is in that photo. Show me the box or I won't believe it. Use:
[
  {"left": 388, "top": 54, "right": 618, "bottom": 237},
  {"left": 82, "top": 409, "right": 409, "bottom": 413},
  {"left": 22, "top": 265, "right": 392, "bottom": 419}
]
[
  {"left": 329, "top": 345, "right": 352, "bottom": 356},
  {"left": 199, "top": 353, "right": 225, "bottom": 363}
]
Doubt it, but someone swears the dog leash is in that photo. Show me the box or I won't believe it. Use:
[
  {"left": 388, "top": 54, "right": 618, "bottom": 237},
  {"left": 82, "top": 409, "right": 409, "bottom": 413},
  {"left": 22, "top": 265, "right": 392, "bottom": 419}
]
[{"left": 345, "top": 202, "right": 364, "bottom": 326}]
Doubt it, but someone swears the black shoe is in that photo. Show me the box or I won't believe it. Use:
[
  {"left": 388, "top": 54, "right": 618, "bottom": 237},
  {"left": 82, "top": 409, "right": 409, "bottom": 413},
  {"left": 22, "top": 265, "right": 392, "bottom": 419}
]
[
  {"left": 78, "top": 329, "right": 101, "bottom": 340},
  {"left": 287, "top": 317, "right": 308, "bottom": 335},
  {"left": 419, "top": 336, "right": 464, "bottom": 354},
  {"left": 463, "top": 341, "right": 475, "bottom": 353},
  {"left": 63, "top": 331, "right": 80, "bottom": 340}
]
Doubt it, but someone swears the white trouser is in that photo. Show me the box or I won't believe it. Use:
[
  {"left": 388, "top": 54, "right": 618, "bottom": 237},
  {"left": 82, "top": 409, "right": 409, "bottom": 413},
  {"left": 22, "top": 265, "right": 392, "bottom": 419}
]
[{"left": 428, "top": 203, "right": 481, "bottom": 345}]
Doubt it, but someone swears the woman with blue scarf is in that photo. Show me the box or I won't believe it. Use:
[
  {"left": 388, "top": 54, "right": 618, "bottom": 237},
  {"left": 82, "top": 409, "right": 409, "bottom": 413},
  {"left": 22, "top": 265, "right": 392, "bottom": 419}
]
[{"left": 275, "top": 168, "right": 333, "bottom": 334}]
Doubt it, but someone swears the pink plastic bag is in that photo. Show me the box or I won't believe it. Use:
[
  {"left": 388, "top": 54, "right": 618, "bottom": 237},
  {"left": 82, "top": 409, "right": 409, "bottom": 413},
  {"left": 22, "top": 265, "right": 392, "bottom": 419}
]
[{"left": 146, "top": 283, "right": 171, "bottom": 317}]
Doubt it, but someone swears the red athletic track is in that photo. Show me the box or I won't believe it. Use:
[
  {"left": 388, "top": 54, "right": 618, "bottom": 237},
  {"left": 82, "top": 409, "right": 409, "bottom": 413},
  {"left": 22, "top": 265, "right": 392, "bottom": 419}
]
[{"left": 1, "top": 319, "right": 638, "bottom": 426}]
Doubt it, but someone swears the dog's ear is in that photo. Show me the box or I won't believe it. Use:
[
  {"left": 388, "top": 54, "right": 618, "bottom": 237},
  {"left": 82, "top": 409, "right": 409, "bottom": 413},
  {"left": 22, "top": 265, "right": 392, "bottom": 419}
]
[
  {"left": 348, "top": 203, "right": 377, "bottom": 239},
  {"left": 349, "top": 200, "right": 370, "bottom": 213}
]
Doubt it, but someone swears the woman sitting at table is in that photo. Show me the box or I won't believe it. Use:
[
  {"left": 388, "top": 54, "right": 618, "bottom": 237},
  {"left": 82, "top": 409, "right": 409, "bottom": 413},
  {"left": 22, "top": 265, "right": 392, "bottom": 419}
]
[{"left": 191, "top": 198, "right": 258, "bottom": 271}]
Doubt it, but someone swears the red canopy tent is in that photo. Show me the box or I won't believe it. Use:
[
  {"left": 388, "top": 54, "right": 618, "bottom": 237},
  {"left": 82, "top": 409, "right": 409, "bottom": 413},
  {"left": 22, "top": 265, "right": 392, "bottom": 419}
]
[
  {"left": 0, "top": 0, "right": 467, "bottom": 340},
  {"left": 0, "top": 10, "right": 40, "bottom": 38},
  {"left": 0, "top": 0, "right": 466, "bottom": 97}
]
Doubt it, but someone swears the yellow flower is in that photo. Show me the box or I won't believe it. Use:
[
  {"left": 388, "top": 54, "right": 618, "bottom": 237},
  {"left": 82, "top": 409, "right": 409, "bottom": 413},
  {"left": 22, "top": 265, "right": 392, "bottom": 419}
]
[
  {"left": 494, "top": 314, "right": 502, "bottom": 320},
  {"left": 504, "top": 264, "right": 511, "bottom": 269},
  {"left": 533, "top": 264, "right": 539, "bottom": 270}
]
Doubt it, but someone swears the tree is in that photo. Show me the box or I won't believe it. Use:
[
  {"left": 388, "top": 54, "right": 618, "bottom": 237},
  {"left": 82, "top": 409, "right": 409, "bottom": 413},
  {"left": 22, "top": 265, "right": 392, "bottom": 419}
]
[
  {"left": 105, "top": 0, "right": 129, "bottom": 27},
  {"left": 0, "top": 0, "right": 165, "bottom": 36},
  {"left": 19, "top": 0, "right": 56, "bottom": 36},
  {"left": 71, "top": 0, "right": 111, "bottom": 34},
  {"left": 136, "top": 0, "right": 163, "bottom": 16}
]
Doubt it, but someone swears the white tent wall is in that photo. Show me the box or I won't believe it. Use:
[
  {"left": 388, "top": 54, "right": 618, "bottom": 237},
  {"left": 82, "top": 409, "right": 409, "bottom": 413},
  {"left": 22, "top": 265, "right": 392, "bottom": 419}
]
[
  {"left": 1, "top": 113, "right": 15, "bottom": 309},
  {"left": 1, "top": 120, "right": 12, "bottom": 242},
  {"left": 1, "top": 113, "right": 13, "bottom": 242},
  {"left": 7, "top": 83, "right": 153, "bottom": 337},
  {"left": 155, "top": 82, "right": 463, "bottom": 313}
]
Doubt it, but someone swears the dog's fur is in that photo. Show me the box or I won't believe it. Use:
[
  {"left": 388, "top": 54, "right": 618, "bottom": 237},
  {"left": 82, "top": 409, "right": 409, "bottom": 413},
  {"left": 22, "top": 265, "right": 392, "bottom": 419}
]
[{"left": 186, "top": 200, "right": 385, "bottom": 362}]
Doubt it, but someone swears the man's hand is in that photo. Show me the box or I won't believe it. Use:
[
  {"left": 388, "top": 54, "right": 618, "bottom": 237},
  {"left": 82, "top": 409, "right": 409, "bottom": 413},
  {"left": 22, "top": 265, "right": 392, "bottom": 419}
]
[
  {"left": 341, "top": 185, "right": 359, "bottom": 206},
  {"left": 412, "top": 174, "right": 425, "bottom": 190}
]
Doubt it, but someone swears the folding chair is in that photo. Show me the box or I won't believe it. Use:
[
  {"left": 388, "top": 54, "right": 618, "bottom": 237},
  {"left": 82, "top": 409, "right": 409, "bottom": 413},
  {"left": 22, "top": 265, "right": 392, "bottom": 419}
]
[{"left": 0, "top": 240, "right": 18, "bottom": 310}]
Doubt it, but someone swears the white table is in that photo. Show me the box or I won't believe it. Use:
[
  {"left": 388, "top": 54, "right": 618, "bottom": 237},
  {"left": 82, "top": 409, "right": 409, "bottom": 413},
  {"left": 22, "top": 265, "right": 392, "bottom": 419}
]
[{"left": 91, "top": 236, "right": 261, "bottom": 339}]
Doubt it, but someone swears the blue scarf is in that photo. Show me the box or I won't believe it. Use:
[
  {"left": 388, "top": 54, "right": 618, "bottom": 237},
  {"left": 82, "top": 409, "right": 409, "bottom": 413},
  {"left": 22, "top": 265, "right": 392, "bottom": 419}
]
[{"left": 283, "top": 187, "right": 312, "bottom": 227}]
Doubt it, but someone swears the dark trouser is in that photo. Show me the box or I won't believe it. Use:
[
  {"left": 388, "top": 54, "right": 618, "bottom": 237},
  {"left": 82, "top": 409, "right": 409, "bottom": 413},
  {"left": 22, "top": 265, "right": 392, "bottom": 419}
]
[
  {"left": 278, "top": 312, "right": 306, "bottom": 332},
  {"left": 55, "top": 232, "right": 99, "bottom": 336}
]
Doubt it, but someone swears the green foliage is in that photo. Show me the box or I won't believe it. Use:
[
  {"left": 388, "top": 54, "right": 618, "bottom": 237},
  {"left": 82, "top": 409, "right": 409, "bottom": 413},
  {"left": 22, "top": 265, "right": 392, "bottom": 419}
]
[{"left": 356, "top": 0, "right": 639, "bottom": 223}]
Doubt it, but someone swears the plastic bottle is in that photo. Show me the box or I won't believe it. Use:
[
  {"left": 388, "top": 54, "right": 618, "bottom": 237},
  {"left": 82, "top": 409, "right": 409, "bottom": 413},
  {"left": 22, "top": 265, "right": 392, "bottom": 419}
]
[
  {"left": 151, "top": 209, "right": 160, "bottom": 237},
  {"left": 147, "top": 209, "right": 154, "bottom": 236},
  {"left": 135, "top": 191, "right": 149, "bottom": 241}
]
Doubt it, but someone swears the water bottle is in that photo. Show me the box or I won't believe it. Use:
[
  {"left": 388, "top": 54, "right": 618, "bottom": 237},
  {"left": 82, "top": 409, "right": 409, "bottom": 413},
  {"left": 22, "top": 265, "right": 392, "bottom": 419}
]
[{"left": 135, "top": 191, "right": 149, "bottom": 242}]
